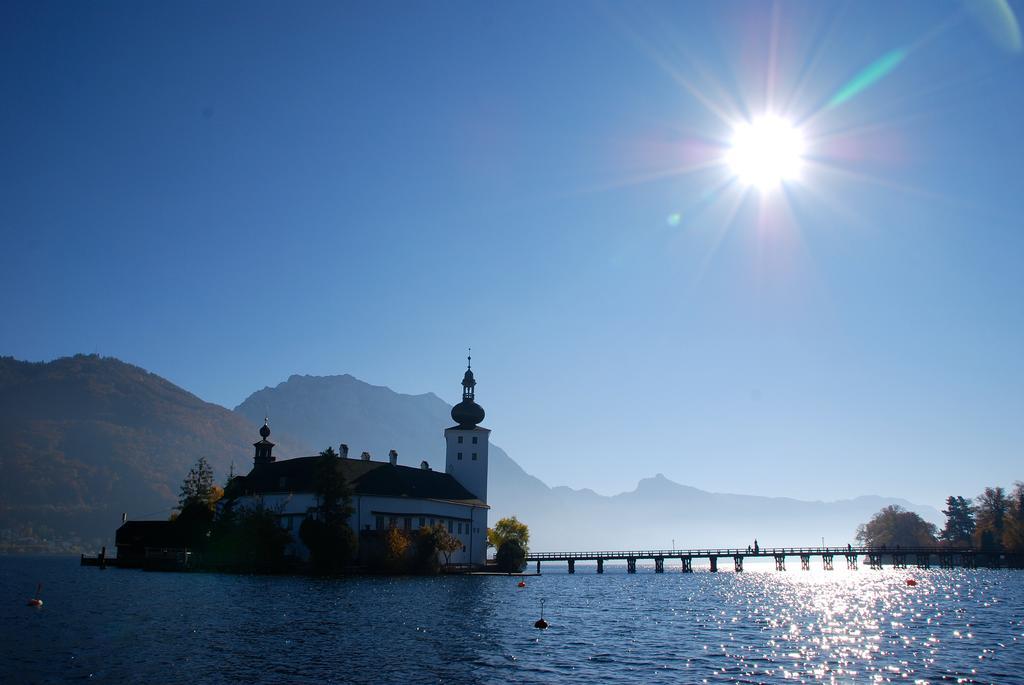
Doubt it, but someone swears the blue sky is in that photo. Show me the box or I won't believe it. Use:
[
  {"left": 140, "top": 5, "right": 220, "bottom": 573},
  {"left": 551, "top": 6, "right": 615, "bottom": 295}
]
[{"left": 2, "top": 1, "right": 1022, "bottom": 506}]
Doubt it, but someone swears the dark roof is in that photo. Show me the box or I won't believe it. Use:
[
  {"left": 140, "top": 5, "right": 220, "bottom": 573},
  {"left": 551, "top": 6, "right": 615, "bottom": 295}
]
[
  {"left": 229, "top": 456, "right": 486, "bottom": 507},
  {"left": 116, "top": 520, "right": 187, "bottom": 548}
]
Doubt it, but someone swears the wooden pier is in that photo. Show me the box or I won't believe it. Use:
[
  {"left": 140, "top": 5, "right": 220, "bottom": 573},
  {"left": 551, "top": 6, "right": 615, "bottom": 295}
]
[{"left": 524, "top": 546, "right": 1022, "bottom": 574}]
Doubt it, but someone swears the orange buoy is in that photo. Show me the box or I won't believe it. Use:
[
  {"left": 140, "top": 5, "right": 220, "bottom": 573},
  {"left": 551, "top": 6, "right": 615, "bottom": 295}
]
[
  {"left": 906, "top": 579, "right": 917, "bottom": 586},
  {"left": 517, "top": 581, "right": 526, "bottom": 588}
]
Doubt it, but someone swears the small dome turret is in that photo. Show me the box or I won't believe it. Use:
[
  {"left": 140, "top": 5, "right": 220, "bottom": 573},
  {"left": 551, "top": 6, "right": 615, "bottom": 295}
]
[{"left": 259, "top": 418, "right": 271, "bottom": 440}]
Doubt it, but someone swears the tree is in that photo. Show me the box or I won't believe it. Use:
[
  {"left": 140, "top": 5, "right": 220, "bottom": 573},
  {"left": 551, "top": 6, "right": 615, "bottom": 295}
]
[
  {"left": 383, "top": 526, "right": 411, "bottom": 572},
  {"left": 1002, "top": 482, "right": 1024, "bottom": 553},
  {"left": 178, "top": 457, "right": 216, "bottom": 510},
  {"left": 495, "top": 538, "right": 527, "bottom": 572},
  {"left": 855, "top": 505, "right": 937, "bottom": 547},
  {"left": 939, "top": 495, "right": 976, "bottom": 545},
  {"left": 205, "top": 505, "right": 293, "bottom": 572},
  {"left": 974, "top": 486, "right": 1008, "bottom": 551},
  {"left": 489, "top": 516, "right": 530, "bottom": 572},
  {"left": 300, "top": 446, "right": 357, "bottom": 572},
  {"left": 312, "top": 447, "right": 353, "bottom": 525},
  {"left": 414, "top": 523, "right": 462, "bottom": 571},
  {"left": 488, "top": 516, "right": 529, "bottom": 550}
]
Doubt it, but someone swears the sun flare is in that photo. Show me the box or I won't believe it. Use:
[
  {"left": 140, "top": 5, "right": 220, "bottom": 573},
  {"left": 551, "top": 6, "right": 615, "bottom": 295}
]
[{"left": 726, "top": 116, "right": 806, "bottom": 191}]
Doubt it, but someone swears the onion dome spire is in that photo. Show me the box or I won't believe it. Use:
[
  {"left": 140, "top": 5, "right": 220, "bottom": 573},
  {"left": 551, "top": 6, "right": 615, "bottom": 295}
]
[
  {"left": 259, "top": 417, "right": 271, "bottom": 440},
  {"left": 451, "top": 350, "right": 485, "bottom": 428}
]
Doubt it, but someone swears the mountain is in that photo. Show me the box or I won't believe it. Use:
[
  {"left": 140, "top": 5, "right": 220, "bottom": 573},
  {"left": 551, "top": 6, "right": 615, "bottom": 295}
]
[
  {"left": 236, "top": 373, "right": 943, "bottom": 551},
  {"left": 0, "top": 356, "right": 942, "bottom": 553},
  {"left": 0, "top": 355, "right": 301, "bottom": 549}
]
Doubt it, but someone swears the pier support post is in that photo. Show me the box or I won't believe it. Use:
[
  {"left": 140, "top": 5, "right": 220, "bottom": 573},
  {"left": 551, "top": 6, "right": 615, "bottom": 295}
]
[
  {"left": 733, "top": 556, "right": 743, "bottom": 573},
  {"left": 822, "top": 554, "right": 833, "bottom": 571},
  {"left": 655, "top": 557, "right": 664, "bottom": 573},
  {"left": 800, "top": 554, "right": 810, "bottom": 571},
  {"left": 709, "top": 556, "right": 718, "bottom": 573},
  {"left": 774, "top": 555, "right": 785, "bottom": 572},
  {"left": 892, "top": 553, "right": 906, "bottom": 569},
  {"left": 567, "top": 559, "right": 575, "bottom": 574},
  {"left": 681, "top": 556, "right": 692, "bottom": 573},
  {"left": 846, "top": 554, "right": 858, "bottom": 570},
  {"left": 869, "top": 553, "right": 882, "bottom": 570},
  {"left": 627, "top": 557, "right": 636, "bottom": 574},
  {"left": 536, "top": 560, "right": 541, "bottom": 575},
  {"left": 916, "top": 554, "right": 929, "bottom": 569},
  {"left": 961, "top": 553, "right": 976, "bottom": 569},
  {"left": 597, "top": 558, "right": 604, "bottom": 574},
  {"left": 939, "top": 553, "right": 953, "bottom": 569}
]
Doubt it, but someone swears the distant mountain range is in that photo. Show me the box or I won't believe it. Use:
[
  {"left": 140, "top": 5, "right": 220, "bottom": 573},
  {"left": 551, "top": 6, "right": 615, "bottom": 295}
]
[{"left": 0, "top": 355, "right": 942, "bottom": 552}]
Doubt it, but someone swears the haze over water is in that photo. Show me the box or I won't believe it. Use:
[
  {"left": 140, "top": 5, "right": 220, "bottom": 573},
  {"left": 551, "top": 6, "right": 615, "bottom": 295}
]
[{"left": 3, "top": 557, "right": 1022, "bottom": 683}]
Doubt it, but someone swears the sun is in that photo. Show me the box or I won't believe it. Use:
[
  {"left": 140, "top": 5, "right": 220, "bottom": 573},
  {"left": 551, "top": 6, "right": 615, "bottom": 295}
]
[{"left": 726, "top": 115, "right": 806, "bottom": 191}]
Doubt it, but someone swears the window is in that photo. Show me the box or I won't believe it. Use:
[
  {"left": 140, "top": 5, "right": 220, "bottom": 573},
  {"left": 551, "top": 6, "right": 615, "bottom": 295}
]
[
  {"left": 389, "top": 516, "right": 396, "bottom": 528},
  {"left": 429, "top": 518, "right": 435, "bottom": 526},
  {"left": 462, "top": 546, "right": 466, "bottom": 553},
  {"left": 376, "top": 516, "right": 385, "bottom": 530},
  {"left": 457, "top": 452, "right": 463, "bottom": 460},
  {"left": 448, "top": 520, "right": 453, "bottom": 533},
  {"left": 472, "top": 436, "right": 478, "bottom": 444},
  {"left": 457, "top": 436, "right": 463, "bottom": 444},
  {"left": 404, "top": 517, "right": 411, "bottom": 530},
  {"left": 472, "top": 453, "right": 477, "bottom": 460},
  {"left": 457, "top": 522, "right": 462, "bottom": 534},
  {"left": 418, "top": 517, "right": 425, "bottom": 528}
]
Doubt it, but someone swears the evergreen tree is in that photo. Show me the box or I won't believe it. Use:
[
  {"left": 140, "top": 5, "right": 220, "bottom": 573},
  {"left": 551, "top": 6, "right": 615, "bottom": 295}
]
[
  {"left": 178, "top": 457, "right": 215, "bottom": 510},
  {"left": 299, "top": 446, "right": 356, "bottom": 572},
  {"left": 939, "top": 495, "right": 975, "bottom": 545}
]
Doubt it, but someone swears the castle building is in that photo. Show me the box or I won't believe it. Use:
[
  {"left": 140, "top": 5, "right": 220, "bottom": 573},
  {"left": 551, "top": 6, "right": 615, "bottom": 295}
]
[{"left": 223, "top": 358, "right": 491, "bottom": 567}]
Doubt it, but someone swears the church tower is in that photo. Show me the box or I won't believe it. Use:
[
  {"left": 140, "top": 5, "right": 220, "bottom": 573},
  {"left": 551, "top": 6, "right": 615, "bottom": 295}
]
[
  {"left": 253, "top": 418, "right": 275, "bottom": 467},
  {"left": 444, "top": 354, "right": 489, "bottom": 503}
]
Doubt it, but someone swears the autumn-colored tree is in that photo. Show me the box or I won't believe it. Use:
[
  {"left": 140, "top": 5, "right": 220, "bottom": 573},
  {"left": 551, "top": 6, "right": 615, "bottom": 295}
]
[
  {"left": 488, "top": 516, "right": 530, "bottom": 572},
  {"left": 1003, "top": 482, "right": 1024, "bottom": 553},
  {"left": 855, "top": 505, "right": 937, "bottom": 547},
  {"left": 383, "top": 526, "right": 411, "bottom": 571},
  {"left": 487, "top": 516, "right": 529, "bottom": 550}
]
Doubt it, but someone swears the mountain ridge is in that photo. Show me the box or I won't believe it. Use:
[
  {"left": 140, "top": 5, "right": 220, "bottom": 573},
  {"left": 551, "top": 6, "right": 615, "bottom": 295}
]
[{"left": 1, "top": 355, "right": 941, "bottom": 552}]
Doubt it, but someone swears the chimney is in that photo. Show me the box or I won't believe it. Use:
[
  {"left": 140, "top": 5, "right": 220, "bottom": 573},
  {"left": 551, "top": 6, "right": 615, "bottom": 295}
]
[
  {"left": 339, "top": 443, "right": 349, "bottom": 459},
  {"left": 389, "top": 449, "right": 398, "bottom": 466},
  {"left": 360, "top": 451, "right": 371, "bottom": 461},
  {"left": 420, "top": 461, "right": 430, "bottom": 470},
  {"left": 121, "top": 512, "right": 127, "bottom": 524}
]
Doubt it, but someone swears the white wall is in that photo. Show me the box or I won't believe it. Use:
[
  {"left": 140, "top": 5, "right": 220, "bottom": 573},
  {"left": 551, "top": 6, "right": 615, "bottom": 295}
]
[
  {"left": 230, "top": 491, "right": 487, "bottom": 566},
  {"left": 444, "top": 427, "right": 490, "bottom": 503}
]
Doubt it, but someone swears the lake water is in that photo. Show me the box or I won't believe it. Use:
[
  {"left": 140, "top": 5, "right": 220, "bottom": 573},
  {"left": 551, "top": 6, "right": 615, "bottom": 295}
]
[{"left": 2, "top": 556, "right": 1022, "bottom": 684}]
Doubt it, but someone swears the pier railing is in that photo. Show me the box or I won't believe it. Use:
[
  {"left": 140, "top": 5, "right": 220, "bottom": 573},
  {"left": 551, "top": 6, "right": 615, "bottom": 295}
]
[
  {"left": 526, "top": 545, "right": 969, "bottom": 560},
  {"left": 523, "top": 546, "right": 1014, "bottom": 573}
]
